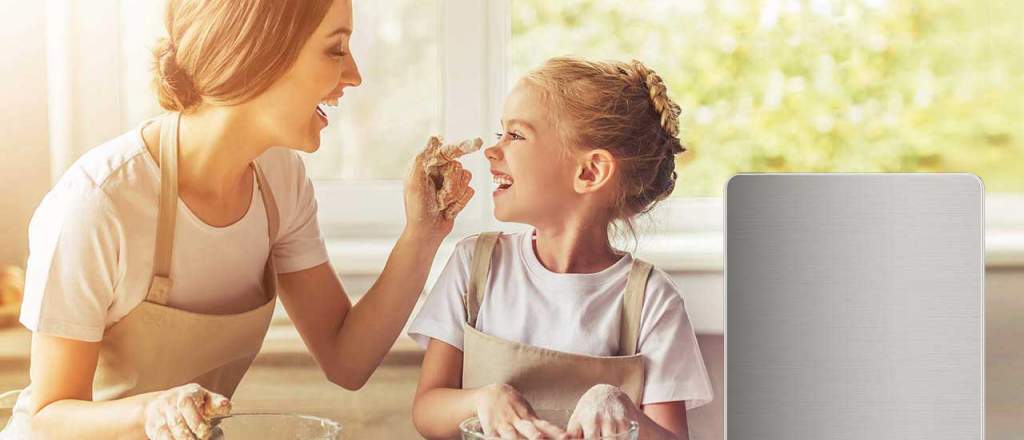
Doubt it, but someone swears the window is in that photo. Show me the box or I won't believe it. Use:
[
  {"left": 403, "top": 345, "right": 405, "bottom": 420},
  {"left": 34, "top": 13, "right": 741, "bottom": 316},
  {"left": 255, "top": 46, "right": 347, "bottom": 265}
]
[
  {"left": 305, "top": 1, "right": 441, "bottom": 181},
  {"left": 511, "top": 0, "right": 1024, "bottom": 198},
  {"left": 119, "top": 2, "right": 440, "bottom": 182},
  {"left": 114, "top": 1, "right": 444, "bottom": 236},
  {"left": 58, "top": 0, "right": 1021, "bottom": 257}
]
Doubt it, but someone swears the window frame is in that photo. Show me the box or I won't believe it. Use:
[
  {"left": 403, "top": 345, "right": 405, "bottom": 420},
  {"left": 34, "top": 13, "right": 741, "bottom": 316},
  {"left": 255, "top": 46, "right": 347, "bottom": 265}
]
[
  {"left": 314, "top": 0, "right": 708, "bottom": 239},
  {"left": 46, "top": 0, "right": 1024, "bottom": 269}
]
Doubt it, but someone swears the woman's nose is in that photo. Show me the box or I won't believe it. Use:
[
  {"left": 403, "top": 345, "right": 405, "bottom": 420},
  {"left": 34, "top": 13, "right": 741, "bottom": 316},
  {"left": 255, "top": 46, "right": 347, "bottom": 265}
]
[{"left": 342, "top": 52, "right": 362, "bottom": 88}]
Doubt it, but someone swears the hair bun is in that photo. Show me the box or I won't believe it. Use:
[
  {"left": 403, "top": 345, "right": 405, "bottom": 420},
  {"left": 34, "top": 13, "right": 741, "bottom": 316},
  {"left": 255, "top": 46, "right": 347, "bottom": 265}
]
[
  {"left": 630, "top": 60, "right": 681, "bottom": 139},
  {"left": 153, "top": 38, "right": 200, "bottom": 111}
]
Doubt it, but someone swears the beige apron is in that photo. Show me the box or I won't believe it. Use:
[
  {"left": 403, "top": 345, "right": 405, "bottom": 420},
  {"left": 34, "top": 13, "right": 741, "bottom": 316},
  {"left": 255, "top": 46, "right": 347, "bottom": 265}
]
[
  {"left": 3, "top": 112, "right": 279, "bottom": 437},
  {"left": 461, "top": 232, "right": 651, "bottom": 412}
]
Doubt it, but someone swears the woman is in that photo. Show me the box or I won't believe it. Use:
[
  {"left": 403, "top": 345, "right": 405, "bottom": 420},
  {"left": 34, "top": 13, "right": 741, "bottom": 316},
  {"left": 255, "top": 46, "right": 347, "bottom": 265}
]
[{"left": 2, "top": 0, "right": 474, "bottom": 438}]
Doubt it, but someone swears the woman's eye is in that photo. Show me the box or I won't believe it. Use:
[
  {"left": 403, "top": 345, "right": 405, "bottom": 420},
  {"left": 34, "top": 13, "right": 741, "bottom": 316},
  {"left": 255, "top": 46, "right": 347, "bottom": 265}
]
[{"left": 331, "top": 50, "right": 347, "bottom": 58}]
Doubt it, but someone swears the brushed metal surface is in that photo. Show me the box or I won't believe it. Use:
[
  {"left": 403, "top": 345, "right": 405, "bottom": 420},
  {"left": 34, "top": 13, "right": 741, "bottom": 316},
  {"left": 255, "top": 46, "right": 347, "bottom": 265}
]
[{"left": 725, "top": 174, "right": 984, "bottom": 439}]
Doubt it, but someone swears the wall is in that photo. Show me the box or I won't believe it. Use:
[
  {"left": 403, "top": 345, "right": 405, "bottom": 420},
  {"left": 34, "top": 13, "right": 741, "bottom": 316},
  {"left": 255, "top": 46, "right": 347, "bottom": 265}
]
[{"left": 0, "top": 1, "right": 51, "bottom": 267}]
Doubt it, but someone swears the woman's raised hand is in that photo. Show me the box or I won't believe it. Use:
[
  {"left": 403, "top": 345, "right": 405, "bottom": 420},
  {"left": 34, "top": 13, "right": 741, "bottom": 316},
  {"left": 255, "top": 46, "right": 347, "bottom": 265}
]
[
  {"left": 142, "top": 383, "right": 231, "bottom": 440},
  {"left": 404, "top": 136, "right": 480, "bottom": 242}
]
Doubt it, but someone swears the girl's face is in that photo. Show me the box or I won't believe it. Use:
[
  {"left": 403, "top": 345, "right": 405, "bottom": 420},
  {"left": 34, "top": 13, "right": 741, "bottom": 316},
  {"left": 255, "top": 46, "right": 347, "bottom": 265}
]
[
  {"left": 485, "top": 82, "right": 580, "bottom": 225},
  {"left": 249, "top": 0, "right": 361, "bottom": 153}
]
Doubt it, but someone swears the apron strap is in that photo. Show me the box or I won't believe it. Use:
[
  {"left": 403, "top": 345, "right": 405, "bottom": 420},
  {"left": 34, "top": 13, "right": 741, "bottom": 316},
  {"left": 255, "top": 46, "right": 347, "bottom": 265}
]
[
  {"left": 146, "top": 113, "right": 280, "bottom": 305},
  {"left": 465, "top": 232, "right": 501, "bottom": 328},
  {"left": 253, "top": 161, "right": 280, "bottom": 301},
  {"left": 146, "top": 112, "right": 181, "bottom": 305},
  {"left": 252, "top": 162, "right": 280, "bottom": 243},
  {"left": 619, "top": 259, "right": 653, "bottom": 356}
]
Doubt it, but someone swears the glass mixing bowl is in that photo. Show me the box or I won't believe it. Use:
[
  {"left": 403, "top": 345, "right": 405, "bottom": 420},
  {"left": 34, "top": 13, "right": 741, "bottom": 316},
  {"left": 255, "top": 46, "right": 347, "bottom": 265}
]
[
  {"left": 459, "top": 409, "right": 638, "bottom": 440},
  {"left": 209, "top": 412, "right": 342, "bottom": 440}
]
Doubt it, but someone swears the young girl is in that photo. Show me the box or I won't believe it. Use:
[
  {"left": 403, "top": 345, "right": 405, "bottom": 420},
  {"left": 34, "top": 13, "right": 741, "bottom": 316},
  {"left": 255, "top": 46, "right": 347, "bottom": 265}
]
[{"left": 409, "top": 57, "right": 713, "bottom": 440}]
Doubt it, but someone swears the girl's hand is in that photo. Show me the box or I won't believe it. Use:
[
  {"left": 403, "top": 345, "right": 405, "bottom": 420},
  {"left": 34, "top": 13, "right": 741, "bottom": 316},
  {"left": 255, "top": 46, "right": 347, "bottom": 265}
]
[
  {"left": 403, "top": 137, "right": 475, "bottom": 243},
  {"left": 474, "top": 383, "right": 568, "bottom": 439},
  {"left": 142, "top": 383, "right": 231, "bottom": 440},
  {"left": 566, "top": 384, "right": 640, "bottom": 439}
]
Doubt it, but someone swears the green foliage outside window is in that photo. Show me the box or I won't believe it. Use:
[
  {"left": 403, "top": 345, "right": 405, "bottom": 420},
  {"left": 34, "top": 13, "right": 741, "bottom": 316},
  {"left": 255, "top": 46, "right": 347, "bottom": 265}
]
[{"left": 512, "top": 0, "right": 1023, "bottom": 196}]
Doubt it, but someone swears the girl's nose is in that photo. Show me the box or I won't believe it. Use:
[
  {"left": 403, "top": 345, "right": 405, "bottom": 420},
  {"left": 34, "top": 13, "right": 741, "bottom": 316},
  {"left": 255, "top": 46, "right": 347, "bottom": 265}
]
[{"left": 484, "top": 144, "right": 502, "bottom": 161}]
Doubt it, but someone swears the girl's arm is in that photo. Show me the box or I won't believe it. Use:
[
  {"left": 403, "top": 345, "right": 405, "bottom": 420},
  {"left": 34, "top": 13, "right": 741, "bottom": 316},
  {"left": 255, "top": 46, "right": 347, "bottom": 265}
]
[
  {"left": 641, "top": 402, "right": 690, "bottom": 440},
  {"left": 569, "top": 385, "right": 690, "bottom": 440},
  {"left": 411, "top": 339, "right": 566, "bottom": 440},
  {"left": 411, "top": 338, "right": 478, "bottom": 439}
]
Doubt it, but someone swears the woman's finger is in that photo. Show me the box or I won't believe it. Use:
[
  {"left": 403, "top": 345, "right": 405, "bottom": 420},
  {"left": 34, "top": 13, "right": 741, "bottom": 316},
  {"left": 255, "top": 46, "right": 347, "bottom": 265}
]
[
  {"left": 162, "top": 403, "right": 196, "bottom": 440},
  {"left": 479, "top": 411, "right": 497, "bottom": 438},
  {"left": 201, "top": 392, "right": 231, "bottom": 418},
  {"left": 153, "top": 423, "right": 176, "bottom": 440},
  {"left": 441, "top": 169, "right": 469, "bottom": 206},
  {"left": 443, "top": 188, "right": 474, "bottom": 220},
  {"left": 455, "top": 169, "right": 473, "bottom": 197},
  {"left": 176, "top": 392, "right": 206, "bottom": 437},
  {"left": 435, "top": 162, "right": 462, "bottom": 206},
  {"left": 448, "top": 170, "right": 474, "bottom": 207},
  {"left": 439, "top": 138, "right": 483, "bottom": 161}
]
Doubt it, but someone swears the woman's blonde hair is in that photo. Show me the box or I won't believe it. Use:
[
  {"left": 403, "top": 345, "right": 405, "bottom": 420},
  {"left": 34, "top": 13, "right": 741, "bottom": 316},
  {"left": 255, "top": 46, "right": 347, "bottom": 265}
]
[
  {"left": 153, "top": 0, "right": 333, "bottom": 113},
  {"left": 523, "top": 57, "right": 686, "bottom": 233}
]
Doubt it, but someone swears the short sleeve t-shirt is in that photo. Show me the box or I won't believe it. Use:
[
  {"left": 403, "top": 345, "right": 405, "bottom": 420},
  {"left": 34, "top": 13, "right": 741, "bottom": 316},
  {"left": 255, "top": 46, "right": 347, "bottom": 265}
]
[
  {"left": 19, "top": 119, "right": 329, "bottom": 342},
  {"left": 408, "top": 231, "right": 714, "bottom": 408}
]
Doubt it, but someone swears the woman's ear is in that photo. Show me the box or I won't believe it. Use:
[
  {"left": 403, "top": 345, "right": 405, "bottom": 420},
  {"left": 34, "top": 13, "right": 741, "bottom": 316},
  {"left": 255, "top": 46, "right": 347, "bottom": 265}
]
[{"left": 573, "top": 149, "right": 616, "bottom": 194}]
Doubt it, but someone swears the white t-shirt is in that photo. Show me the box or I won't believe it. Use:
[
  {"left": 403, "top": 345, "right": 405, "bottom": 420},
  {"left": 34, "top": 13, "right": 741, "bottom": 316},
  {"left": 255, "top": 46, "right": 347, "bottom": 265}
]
[
  {"left": 408, "top": 231, "right": 714, "bottom": 408},
  {"left": 19, "top": 120, "right": 329, "bottom": 342}
]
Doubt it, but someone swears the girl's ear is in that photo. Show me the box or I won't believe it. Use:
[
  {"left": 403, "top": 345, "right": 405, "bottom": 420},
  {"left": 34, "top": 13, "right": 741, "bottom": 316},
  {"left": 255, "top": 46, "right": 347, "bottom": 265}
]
[{"left": 573, "top": 149, "right": 616, "bottom": 194}]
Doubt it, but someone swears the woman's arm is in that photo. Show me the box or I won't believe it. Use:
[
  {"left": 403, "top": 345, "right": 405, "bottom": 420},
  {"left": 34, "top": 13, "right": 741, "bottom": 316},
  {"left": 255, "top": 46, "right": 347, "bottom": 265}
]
[
  {"left": 26, "top": 333, "right": 227, "bottom": 440},
  {"left": 26, "top": 333, "right": 147, "bottom": 439},
  {"left": 276, "top": 145, "right": 473, "bottom": 390},
  {"left": 276, "top": 228, "right": 444, "bottom": 390}
]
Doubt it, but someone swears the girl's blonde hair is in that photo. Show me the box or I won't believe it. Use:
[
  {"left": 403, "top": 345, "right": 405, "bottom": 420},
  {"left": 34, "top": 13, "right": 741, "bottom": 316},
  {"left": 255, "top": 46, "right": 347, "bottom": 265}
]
[
  {"left": 523, "top": 57, "right": 686, "bottom": 232},
  {"left": 153, "top": 0, "right": 333, "bottom": 113}
]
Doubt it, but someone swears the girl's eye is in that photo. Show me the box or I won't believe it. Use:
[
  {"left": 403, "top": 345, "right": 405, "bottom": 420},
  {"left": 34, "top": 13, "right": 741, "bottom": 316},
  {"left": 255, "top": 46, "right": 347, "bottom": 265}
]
[
  {"left": 509, "top": 131, "right": 525, "bottom": 141},
  {"left": 495, "top": 131, "right": 525, "bottom": 141}
]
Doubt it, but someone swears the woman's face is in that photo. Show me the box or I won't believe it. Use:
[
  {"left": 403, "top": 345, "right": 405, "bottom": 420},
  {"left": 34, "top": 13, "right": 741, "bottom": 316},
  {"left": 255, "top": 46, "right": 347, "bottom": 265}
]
[
  {"left": 252, "top": 0, "right": 361, "bottom": 153},
  {"left": 485, "top": 81, "right": 580, "bottom": 225}
]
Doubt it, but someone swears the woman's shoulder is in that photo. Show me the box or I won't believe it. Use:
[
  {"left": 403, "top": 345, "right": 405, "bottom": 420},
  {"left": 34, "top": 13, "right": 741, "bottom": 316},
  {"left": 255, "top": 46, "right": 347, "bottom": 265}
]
[
  {"left": 253, "top": 147, "right": 307, "bottom": 183},
  {"left": 27, "top": 132, "right": 146, "bottom": 250},
  {"left": 41, "top": 128, "right": 153, "bottom": 224},
  {"left": 59, "top": 128, "right": 152, "bottom": 194}
]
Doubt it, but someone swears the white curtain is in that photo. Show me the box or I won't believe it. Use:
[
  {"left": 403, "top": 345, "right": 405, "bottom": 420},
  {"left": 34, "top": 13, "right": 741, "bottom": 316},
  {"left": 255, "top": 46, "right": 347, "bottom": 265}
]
[{"left": 45, "top": 0, "right": 164, "bottom": 182}]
